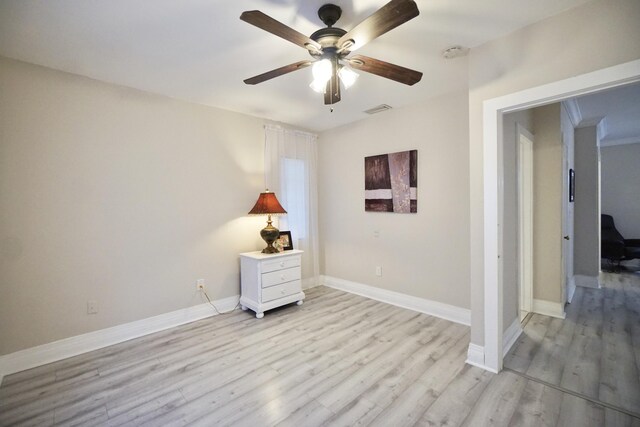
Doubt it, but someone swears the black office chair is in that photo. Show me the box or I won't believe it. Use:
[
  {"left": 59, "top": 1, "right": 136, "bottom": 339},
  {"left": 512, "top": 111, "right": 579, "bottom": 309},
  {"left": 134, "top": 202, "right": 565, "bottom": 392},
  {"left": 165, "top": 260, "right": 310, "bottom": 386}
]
[{"left": 601, "top": 214, "right": 640, "bottom": 270}]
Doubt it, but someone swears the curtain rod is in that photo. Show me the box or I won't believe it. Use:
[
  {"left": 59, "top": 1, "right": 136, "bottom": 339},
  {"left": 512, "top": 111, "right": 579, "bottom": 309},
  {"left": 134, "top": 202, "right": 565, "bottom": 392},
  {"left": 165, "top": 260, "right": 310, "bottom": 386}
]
[{"left": 263, "top": 123, "right": 318, "bottom": 139}]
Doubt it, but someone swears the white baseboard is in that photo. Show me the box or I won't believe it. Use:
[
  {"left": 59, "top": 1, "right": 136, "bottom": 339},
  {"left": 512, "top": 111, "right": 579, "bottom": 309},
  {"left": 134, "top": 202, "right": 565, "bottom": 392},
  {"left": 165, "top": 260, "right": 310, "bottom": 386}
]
[
  {"left": 575, "top": 274, "right": 600, "bottom": 289},
  {"left": 466, "top": 343, "right": 497, "bottom": 373},
  {"left": 533, "top": 299, "right": 566, "bottom": 319},
  {"left": 567, "top": 276, "right": 577, "bottom": 303},
  {"left": 502, "top": 317, "right": 523, "bottom": 357},
  {"left": 321, "top": 275, "right": 470, "bottom": 326},
  {"left": 0, "top": 295, "right": 239, "bottom": 382}
]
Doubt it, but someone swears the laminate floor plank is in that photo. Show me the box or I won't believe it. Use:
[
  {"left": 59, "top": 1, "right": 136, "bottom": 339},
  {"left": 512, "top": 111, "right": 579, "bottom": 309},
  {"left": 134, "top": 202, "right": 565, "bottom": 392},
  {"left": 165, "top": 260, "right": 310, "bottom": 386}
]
[
  {"left": 318, "top": 397, "right": 383, "bottom": 427},
  {"left": 605, "top": 408, "right": 640, "bottom": 427},
  {"left": 506, "top": 380, "right": 562, "bottom": 427},
  {"left": 233, "top": 310, "right": 444, "bottom": 425},
  {"left": 366, "top": 333, "right": 471, "bottom": 427},
  {"left": 503, "top": 314, "right": 553, "bottom": 373},
  {"left": 524, "top": 289, "right": 581, "bottom": 384},
  {"left": 600, "top": 280, "right": 640, "bottom": 413},
  {"left": 416, "top": 363, "right": 493, "bottom": 426},
  {"left": 504, "top": 271, "right": 640, "bottom": 418},
  {"left": 314, "top": 319, "right": 460, "bottom": 413},
  {"left": 359, "top": 322, "right": 467, "bottom": 409},
  {"left": 554, "top": 391, "right": 605, "bottom": 426},
  {"left": 620, "top": 275, "right": 640, "bottom": 387},
  {"left": 115, "top": 297, "right": 387, "bottom": 423},
  {"left": 274, "top": 398, "right": 334, "bottom": 427},
  {"left": 461, "top": 370, "right": 528, "bottom": 426},
  {"left": 2, "top": 285, "right": 640, "bottom": 427},
  {"left": 559, "top": 287, "right": 604, "bottom": 401}
]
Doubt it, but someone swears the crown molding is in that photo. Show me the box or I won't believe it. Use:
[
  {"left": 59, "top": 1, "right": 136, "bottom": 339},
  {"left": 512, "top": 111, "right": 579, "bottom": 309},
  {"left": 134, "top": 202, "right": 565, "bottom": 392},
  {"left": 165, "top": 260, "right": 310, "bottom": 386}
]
[
  {"left": 599, "top": 135, "right": 640, "bottom": 148},
  {"left": 562, "top": 99, "right": 582, "bottom": 127}
]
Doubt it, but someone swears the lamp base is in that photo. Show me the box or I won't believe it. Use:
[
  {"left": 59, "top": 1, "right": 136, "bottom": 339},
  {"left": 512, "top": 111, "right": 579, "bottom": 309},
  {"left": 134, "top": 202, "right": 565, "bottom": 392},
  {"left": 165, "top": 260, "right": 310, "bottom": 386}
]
[{"left": 260, "top": 224, "right": 280, "bottom": 254}]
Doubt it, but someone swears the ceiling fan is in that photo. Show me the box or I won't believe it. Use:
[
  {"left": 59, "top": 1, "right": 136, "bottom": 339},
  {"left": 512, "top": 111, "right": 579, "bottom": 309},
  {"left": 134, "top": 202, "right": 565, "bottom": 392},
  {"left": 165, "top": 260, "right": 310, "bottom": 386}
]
[{"left": 240, "top": 0, "right": 423, "bottom": 105}]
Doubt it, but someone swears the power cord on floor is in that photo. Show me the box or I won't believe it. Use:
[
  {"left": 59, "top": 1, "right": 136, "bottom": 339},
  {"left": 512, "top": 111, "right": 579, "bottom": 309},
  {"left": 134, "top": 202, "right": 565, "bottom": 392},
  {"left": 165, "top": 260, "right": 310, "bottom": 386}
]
[{"left": 200, "top": 288, "right": 241, "bottom": 315}]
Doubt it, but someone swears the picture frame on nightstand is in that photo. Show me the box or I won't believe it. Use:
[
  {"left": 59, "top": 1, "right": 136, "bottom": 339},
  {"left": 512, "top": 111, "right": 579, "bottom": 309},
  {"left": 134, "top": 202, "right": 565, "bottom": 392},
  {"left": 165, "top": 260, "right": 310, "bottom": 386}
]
[{"left": 278, "top": 231, "right": 293, "bottom": 251}]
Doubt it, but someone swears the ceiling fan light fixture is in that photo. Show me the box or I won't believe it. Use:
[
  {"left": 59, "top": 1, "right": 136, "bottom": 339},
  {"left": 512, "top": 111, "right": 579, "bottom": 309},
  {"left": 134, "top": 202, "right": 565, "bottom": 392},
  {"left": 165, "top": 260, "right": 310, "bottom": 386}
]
[
  {"left": 338, "top": 65, "right": 359, "bottom": 89},
  {"left": 310, "top": 58, "right": 334, "bottom": 93},
  {"left": 309, "top": 79, "right": 327, "bottom": 93},
  {"left": 312, "top": 59, "right": 332, "bottom": 83}
]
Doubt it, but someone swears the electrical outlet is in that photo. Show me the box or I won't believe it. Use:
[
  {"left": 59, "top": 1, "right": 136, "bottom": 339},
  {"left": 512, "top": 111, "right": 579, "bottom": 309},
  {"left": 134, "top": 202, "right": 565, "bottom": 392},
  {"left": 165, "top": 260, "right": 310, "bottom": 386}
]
[
  {"left": 375, "top": 266, "right": 382, "bottom": 277},
  {"left": 87, "top": 300, "right": 98, "bottom": 314},
  {"left": 196, "top": 279, "right": 205, "bottom": 290}
]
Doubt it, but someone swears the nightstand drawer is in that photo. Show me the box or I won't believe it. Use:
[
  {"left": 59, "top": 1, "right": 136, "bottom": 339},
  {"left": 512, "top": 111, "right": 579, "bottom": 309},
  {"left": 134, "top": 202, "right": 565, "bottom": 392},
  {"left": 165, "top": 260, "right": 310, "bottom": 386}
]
[
  {"left": 262, "top": 256, "right": 301, "bottom": 273},
  {"left": 262, "top": 266, "right": 301, "bottom": 288},
  {"left": 262, "top": 280, "right": 301, "bottom": 302}
]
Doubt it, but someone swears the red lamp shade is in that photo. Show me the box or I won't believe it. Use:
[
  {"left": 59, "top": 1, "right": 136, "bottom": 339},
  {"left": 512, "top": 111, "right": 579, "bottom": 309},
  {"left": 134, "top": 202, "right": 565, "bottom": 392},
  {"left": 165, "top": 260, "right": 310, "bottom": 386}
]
[
  {"left": 248, "top": 190, "right": 287, "bottom": 254},
  {"left": 248, "top": 191, "right": 287, "bottom": 215}
]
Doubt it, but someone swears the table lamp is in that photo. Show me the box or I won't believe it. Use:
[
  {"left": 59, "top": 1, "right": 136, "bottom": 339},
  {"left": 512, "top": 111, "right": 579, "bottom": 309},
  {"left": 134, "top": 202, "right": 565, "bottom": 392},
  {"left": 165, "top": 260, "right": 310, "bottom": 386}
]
[{"left": 248, "top": 190, "right": 287, "bottom": 254}]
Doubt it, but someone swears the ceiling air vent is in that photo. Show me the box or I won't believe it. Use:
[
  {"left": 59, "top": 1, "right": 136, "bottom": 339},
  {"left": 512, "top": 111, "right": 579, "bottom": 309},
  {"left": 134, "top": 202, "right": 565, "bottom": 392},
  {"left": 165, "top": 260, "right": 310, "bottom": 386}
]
[{"left": 364, "top": 104, "right": 392, "bottom": 115}]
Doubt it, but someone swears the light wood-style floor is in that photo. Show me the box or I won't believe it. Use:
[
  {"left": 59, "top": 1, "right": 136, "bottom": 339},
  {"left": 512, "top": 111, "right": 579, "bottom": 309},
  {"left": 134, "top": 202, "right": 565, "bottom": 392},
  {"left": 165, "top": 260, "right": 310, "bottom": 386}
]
[
  {"left": 1, "top": 285, "right": 639, "bottom": 426},
  {"left": 504, "top": 271, "right": 640, "bottom": 419}
]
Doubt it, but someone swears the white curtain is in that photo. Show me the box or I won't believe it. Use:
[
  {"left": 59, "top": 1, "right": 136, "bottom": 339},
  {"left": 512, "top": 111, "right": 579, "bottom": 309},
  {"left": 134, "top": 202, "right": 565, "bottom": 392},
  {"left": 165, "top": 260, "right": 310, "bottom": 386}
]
[{"left": 264, "top": 124, "right": 319, "bottom": 286}]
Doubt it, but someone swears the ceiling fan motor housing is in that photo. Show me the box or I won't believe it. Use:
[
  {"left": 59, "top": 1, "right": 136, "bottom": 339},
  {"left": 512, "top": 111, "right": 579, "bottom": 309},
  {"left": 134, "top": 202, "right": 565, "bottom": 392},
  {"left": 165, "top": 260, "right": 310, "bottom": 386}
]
[
  {"left": 318, "top": 4, "right": 342, "bottom": 27},
  {"left": 310, "top": 27, "right": 348, "bottom": 58},
  {"left": 311, "top": 4, "right": 353, "bottom": 58}
]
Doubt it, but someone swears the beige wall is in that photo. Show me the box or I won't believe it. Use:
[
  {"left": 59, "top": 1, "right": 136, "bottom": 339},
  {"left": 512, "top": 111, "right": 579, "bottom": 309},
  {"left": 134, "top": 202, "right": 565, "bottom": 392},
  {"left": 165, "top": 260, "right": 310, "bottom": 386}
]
[
  {"left": 318, "top": 88, "right": 470, "bottom": 309},
  {"left": 501, "top": 110, "right": 534, "bottom": 330},
  {"left": 574, "top": 126, "right": 600, "bottom": 277},
  {"left": 468, "top": 0, "right": 640, "bottom": 345},
  {"left": 0, "top": 57, "right": 267, "bottom": 355},
  {"left": 532, "top": 104, "right": 563, "bottom": 303},
  {"left": 601, "top": 143, "right": 640, "bottom": 238}
]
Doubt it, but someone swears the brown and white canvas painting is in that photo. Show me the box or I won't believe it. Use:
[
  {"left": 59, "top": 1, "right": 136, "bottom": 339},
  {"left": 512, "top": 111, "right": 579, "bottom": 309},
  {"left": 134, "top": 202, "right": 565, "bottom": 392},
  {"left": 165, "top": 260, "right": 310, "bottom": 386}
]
[{"left": 365, "top": 150, "right": 417, "bottom": 213}]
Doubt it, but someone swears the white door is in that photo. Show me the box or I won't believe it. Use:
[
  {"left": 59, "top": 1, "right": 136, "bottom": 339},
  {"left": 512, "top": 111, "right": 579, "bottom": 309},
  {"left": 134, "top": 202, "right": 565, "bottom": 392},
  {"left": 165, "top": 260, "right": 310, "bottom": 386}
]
[{"left": 518, "top": 125, "right": 534, "bottom": 322}]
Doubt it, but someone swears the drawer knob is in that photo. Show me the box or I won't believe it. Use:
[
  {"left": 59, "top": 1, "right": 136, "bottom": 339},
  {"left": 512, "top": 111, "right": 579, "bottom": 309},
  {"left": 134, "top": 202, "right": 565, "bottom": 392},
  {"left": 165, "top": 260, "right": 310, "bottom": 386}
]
[
  {"left": 281, "top": 289, "right": 285, "bottom": 294},
  {"left": 281, "top": 275, "right": 286, "bottom": 281},
  {"left": 280, "top": 262, "right": 285, "bottom": 267}
]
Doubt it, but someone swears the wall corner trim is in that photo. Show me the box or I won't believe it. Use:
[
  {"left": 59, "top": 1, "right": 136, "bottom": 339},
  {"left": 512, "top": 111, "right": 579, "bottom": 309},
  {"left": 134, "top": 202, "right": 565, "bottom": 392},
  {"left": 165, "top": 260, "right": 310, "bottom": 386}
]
[
  {"left": 502, "top": 318, "right": 523, "bottom": 357},
  {"left": 532, "top": 299, "right": 566, "bottom": 319},
  {"left": 0, "top": 295, "right": 239, "bottom": 380},
  {"left": 562, "top": 99, "right": 582, "bottom": 127},
  {"left": 321, "top": 275, "right": 470, "bottom": 326},
  {"left": 466, "top": 344, "right": 497, "bottom": 373},
  {"left": 567, "top": 276, "right": 577, "bottom": 303}
]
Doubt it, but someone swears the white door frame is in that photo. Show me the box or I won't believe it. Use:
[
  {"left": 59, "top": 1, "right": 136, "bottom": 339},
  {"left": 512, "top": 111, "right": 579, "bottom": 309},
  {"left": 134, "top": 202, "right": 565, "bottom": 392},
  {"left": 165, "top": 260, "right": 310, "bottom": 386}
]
[
  {"left": 517, "top": 124, "right": 534, "bottom": 322},
  {"left": 560, "top": 113, "right": 575, "bottom": 305},
  {"left": 482, "top": 59, "right": 640, "bottom": 373}
]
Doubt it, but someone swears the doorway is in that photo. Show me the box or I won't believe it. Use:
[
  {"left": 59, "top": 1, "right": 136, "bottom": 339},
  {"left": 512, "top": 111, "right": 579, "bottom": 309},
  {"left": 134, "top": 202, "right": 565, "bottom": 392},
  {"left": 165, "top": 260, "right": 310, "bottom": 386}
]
[{"left": 481, "top": 59, "right": 640, "bottom": 373}]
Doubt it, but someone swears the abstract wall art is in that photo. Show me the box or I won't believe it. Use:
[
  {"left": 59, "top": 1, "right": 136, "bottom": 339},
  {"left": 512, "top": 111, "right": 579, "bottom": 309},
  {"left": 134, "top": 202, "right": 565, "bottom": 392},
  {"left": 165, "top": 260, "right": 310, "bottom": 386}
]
[{"left": 365, "top": 150, "right": 417, "bottom": 213}]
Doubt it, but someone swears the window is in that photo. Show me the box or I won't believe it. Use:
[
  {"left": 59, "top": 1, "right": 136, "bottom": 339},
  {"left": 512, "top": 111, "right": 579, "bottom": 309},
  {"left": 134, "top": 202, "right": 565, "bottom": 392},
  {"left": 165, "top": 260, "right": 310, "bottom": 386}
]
[{"left": 282, "top": 158, "right": 306, "bottom": 239}]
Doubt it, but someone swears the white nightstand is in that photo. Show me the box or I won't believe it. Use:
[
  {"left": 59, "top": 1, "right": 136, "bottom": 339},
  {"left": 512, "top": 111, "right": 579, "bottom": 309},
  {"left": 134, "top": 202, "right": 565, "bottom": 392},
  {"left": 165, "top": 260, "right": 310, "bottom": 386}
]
[{"left": 239, "top": 249, "right": 305, "bottom": 318}]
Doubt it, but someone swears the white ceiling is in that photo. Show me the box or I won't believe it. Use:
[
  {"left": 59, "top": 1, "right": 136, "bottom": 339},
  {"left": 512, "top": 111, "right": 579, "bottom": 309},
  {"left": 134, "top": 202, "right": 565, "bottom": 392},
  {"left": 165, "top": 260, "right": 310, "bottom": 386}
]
[
  {"left": 574, "top": 83, "right": 640, "bottom": 145},
  {"left": 0, "top": 0, "right": 593, "bottom": 132}
]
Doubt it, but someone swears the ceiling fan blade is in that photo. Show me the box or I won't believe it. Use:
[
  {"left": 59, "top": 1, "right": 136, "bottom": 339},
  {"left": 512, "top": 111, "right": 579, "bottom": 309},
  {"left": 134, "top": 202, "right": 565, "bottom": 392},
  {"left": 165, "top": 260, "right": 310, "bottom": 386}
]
[
  {"left": 240, "top": 11, "right": 322, "bottom": 53},
  {"left": 346, "top": 55, "right": 422, "bottom": 86},
  {"left": 337, "top": 0, "right": 419, "bottom": 53},
  {"left": 244, "top": 60, "right": 312, "bottom": 85},
  {"left": 324, "top": 71, "right": 341, "bottom": 105}
]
